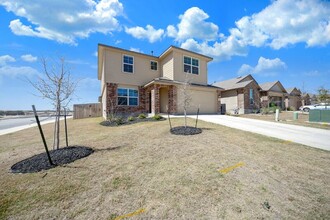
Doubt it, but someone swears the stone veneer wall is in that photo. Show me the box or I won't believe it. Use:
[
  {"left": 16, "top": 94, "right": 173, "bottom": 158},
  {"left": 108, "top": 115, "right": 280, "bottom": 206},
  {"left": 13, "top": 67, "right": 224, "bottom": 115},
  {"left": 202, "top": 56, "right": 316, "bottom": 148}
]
[
  {"left": 243, "top": 82, "right": 260, "bottom": 113},
  {"left": 106, "top": 83, "right": 146, "bottom": 116}
]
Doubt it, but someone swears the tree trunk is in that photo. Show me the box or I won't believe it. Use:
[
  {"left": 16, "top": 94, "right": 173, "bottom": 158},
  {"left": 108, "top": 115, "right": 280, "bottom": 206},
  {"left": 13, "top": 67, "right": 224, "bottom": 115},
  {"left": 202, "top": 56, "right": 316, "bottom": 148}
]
[
  {"left": 184, "top": 108, "right": 187, "bottom": 128},
  {"left": 53, "top": 104, "right": 61, "bottom": 150}
]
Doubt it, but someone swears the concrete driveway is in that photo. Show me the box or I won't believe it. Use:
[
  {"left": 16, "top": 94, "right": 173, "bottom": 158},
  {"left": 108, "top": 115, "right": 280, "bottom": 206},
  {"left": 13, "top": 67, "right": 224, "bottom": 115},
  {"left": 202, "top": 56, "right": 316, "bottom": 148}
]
[{"left": 190, "top": 115, "right": 330, "bottom": 151}]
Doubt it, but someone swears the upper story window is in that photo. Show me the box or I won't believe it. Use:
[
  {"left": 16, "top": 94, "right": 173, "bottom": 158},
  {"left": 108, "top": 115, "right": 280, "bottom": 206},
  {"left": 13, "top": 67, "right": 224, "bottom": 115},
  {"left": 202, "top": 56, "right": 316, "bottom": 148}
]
[
  {"left": 184, "top": 56, "right": 199, "bottom": 75},
  {"left": 123, "top": 55, "right": 134, "bottom": 73},
  {"left": 150, "top": 61, "right": 158, "bottom": 71},
  {"left": 117, "top": 88, "right": 138, "bottom": 106}
]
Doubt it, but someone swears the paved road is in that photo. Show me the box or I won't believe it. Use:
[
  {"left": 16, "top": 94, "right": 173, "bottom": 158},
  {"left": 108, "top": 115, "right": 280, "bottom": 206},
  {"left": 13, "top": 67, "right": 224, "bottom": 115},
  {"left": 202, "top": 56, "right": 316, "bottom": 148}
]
[
  {"left": 190, "top": 115, "right": 330, "bottom": 151},
  {"left": 0, "top": 116, "right": 54, "bottom": 130},
  {"left": 0, "top": 116, "right": 70, "bottom": 136}
]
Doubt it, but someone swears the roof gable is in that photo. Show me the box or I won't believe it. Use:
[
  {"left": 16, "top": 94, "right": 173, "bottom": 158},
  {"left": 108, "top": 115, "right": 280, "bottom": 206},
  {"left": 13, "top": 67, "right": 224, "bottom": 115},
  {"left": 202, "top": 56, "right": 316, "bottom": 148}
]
[
  {"left": 259, "top": 81, "right": 287, "bottom": 93},
  {"left": 212, "top": 74, "right": 260, "bottom": 90}
]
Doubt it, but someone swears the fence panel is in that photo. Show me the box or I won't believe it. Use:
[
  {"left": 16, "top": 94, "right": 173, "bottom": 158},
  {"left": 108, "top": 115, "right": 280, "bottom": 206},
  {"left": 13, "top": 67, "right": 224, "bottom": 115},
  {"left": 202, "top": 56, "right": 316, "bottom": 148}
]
[{"left": 73, "top": 103, "right": 102, "bottom": 119}]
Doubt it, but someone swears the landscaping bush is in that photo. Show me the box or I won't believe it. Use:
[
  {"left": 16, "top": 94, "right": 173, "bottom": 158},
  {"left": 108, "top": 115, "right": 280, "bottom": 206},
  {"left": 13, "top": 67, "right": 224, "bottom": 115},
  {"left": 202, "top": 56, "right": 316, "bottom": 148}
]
[
  {"left": 114, "top": 117, "right": 125, "bottom": 125},
  {"left": 152, "top": 114, "right": 163, "bottom": 120},
  {"left": 138, "top": 113, "right": 146, "bottom": 119},
  {"left": 128, "top": 116, "right": 135, "bottom": 121}
]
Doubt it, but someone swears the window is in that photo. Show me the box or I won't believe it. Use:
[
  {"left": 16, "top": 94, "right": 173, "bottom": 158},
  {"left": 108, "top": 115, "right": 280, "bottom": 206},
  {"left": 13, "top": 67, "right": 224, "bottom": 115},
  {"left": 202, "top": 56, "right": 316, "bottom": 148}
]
[
  {"left": 183, "top": 56, "right": 199, "bottom": 74},
  {"left": 249, "top": 88, "right": 254, "bottom": 105},
  {"left": 117, "top": 88, "right": 138, "bottom": 106},
  {"left": 150, "top": 61, "right": 158, "bottom": 70},
  {"left": 123, "top": 55, "right": 133, "bottom": 73}
]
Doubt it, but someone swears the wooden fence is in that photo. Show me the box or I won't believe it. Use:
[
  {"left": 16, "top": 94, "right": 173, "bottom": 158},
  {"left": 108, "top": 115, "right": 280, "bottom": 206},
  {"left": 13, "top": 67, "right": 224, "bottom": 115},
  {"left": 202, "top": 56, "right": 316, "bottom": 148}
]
[{"left": 73, "top": 103, "right": 102, "bottom": 119}]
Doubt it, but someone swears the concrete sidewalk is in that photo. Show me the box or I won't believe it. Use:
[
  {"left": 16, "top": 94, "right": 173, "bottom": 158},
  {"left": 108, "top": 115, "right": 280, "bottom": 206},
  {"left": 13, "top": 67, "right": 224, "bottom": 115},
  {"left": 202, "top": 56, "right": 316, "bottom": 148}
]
[
  {"left": 190, "top": 115, "right": 330, "bottom": 151},
  {"left": 0, "top": 116, "right": 72, "bottom": 136}
]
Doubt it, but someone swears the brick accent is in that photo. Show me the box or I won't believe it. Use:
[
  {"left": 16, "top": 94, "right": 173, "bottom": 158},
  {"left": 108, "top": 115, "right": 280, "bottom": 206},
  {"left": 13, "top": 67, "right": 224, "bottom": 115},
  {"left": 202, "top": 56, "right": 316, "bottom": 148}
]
[
  {"left": 168, "top": 85, "right": 177, "bottom": 113},
  {"left": 145, "top": 83, "right": 178, "bottom": 114},
  {"left": 105, "top": 83, "right": 147, "bottom": 116},
  {"left": 243, "top": 81, "right": 260, "bottom": 113}
]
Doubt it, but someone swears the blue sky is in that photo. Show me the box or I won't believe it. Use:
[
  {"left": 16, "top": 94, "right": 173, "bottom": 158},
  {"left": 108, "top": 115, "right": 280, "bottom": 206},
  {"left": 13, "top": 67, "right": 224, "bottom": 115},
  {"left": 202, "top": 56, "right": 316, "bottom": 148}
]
[{"left": 0, "top": 0, "right": 329, "bottom": 110}]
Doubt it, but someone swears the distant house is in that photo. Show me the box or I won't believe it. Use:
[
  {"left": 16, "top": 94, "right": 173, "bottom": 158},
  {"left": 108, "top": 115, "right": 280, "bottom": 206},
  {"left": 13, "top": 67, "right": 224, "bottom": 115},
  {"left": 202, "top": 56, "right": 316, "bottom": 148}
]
[
  {"left": 301, "top": 93, "right": 311, "bottom": 106},
  {"left": 285, "top": 87, "right": 302, "bottom": 110},
  {"left": 213, "top": 74, "right": 260, "bottom": 114},
  {"left": 259, "top": 81, "right": 287, "bottom": 109},
  {"left": 98, "top": 44, "right": 222, "bottom": 118}
]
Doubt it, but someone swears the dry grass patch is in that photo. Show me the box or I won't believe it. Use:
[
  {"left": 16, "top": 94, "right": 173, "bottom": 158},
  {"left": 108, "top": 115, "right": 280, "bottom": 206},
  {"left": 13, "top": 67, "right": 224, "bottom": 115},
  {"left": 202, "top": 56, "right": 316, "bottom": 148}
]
[
  {"left": 0, "top": 117, "right": 329, "bottom": 219},
  {"left": 240, "top": 111, "right": 330, "bottom": 130}
]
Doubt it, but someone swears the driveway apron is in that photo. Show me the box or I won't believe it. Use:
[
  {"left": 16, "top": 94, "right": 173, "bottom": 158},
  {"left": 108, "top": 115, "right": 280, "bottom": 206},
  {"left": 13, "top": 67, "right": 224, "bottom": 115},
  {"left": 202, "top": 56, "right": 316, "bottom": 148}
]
[{"left": 190, "top": 115, "right": 330, "bottom": 151}]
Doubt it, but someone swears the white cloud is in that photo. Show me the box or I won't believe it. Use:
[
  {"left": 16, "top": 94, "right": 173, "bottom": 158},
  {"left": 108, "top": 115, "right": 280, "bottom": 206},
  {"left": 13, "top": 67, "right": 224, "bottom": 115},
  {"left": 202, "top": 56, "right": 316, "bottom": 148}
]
[
  {"left": 21, "top": 54, "right": 37, "bottom": 62},
  {"left": 0, "top": 65, "right": 39, "bottom": 78},
  {"left": 78, "top": 77, "right": 99, "bottom": 88},
  {"left": 238, "top": 57, "right": 287, "bottom": 76},
  {"left": 129, "top": 47, "right": 143, "bottom": 53},
  {"left": 167, "top": 7, "right": 219, "bottom": 41},
  {"left": 125, "top": 25, "right": 164, "bottom": 43},
  {"left": 169, "top": 0, "right": 330, "bottom": 62},
  {"left": 0, "top": 55, "right": 16, "bottom": 66},
  {"left": 181, "top": 36, "right": 247, "bottom": 61},
  {"left": 1, "top": 0, "right": 124, "bottom": 45},
  {"left": 232, "top": 0, "right": 330, "bottom": 49}
]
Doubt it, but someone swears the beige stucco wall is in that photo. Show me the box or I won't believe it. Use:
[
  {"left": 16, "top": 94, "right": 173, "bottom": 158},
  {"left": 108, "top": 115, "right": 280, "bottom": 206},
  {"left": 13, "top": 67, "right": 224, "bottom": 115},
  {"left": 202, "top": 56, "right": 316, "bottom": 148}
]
[
  {"left": 171, "top": 50, "right": 208, "bottom": 85},
  {"left": 103, "top": 49, "right": 160, "bottom": 86},
  {"left": 102, "top": 87, "right": 107, "bottom": 119},
  {"left": 161, "top": 52, "right": 174, "bottom": 80},
  {"left": 221, "top": 90, "right": 238, "bottom": 113},
  {"left": 160, "top": 87, "right": 169, "bottom": 113},
  {"left": 176, "top": 86, "right": 217, "bottom": 114}
]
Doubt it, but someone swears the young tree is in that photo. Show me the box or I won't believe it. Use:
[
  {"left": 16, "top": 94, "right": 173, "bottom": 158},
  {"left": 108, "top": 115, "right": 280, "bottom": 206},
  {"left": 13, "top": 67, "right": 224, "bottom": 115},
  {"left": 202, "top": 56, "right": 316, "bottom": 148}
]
[
  {"left": 179, "top": 73, "right": 192, "bottom": 128},
  {"left": 318, "top": 86, "right": 330, "bottom": 108},
  {"left": 29, "top": 57, "right": 77, "bottom": 150}
]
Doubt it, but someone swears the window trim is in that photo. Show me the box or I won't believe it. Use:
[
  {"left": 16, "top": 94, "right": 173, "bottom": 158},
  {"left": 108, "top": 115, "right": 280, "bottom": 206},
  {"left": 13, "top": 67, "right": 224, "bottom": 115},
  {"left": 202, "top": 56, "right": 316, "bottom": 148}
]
[
  {"left": 183, "top": 55, "right": 199, "bottom": 75},
  {"left": 150, "top": 60, "right": 158, "bottom": 71},
  {"left": 122, "top": 54, "right": 134, "bottom": 74},
  {"left": 117, "top": 87, "right": 139, "bottom": 106}
]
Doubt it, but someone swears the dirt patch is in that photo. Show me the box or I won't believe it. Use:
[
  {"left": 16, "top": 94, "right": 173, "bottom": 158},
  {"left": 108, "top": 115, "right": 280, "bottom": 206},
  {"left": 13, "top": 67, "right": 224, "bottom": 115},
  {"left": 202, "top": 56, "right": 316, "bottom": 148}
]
[
  {"left": 170, "top": 126, "right": 202, "bottom": 135},
  {"left": 11, "top": 146, "right": 94, "bottom": 173}
]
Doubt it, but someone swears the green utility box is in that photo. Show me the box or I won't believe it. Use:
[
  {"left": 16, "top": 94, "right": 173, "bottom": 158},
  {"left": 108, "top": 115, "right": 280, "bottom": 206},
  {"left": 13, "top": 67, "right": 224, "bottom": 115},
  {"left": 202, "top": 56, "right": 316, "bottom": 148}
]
[
  {"left": 309, "top": 109, "right": 330, "bottom": 123},
  {"left": 293, "top": 112, "right": 298, "bottom": 120}
]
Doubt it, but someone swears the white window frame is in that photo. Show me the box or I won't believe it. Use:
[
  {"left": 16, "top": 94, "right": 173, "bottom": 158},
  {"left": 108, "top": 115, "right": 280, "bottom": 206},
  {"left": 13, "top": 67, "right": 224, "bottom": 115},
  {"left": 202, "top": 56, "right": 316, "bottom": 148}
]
[
  {"left": 122, "top": 54, "right": 134, "bottom": 73},
  {"left": 150, "top": 60, "right": 158, "bottom": 71},
  {"left": 117, "top": 88, "right": 139, "bottom": 106},
  {"left": 183, "top": 55, "right": 199, "bottom": 75}
]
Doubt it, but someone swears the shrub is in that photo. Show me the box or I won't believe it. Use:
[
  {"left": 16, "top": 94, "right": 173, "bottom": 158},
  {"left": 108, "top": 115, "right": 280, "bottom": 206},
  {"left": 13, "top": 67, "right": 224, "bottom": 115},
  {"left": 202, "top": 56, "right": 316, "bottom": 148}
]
[
  {"left": 114, "top": 117, "right": 125, "bottom": 125},
  {"left": 138, "top": 113, "right": 146, "bottom": 119},
  {"left": 152, "top": 114, "right": 163, "bottom": 120},
  {"left": 261, "top": 107, "right": 270, "bottom": 115},
  {"left": 128, "top": 116, "right": 135, "bottom": 121}
]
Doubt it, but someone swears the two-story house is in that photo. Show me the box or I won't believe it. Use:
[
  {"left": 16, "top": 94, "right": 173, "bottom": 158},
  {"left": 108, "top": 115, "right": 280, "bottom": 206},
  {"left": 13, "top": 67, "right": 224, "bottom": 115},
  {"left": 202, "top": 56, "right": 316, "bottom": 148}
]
[{"left": 98, "top": 44, "right": 222, "bottom": 118}]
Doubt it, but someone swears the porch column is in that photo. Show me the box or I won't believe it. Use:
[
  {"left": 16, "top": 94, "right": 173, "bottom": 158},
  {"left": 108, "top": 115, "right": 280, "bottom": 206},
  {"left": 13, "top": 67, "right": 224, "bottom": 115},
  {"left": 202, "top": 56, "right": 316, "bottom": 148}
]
[
  {"left": 151, "top": 85, "right": 160, "bottom": 114},
  {"left": 168, "top": 85, "right": 177, "bottom": 114}
]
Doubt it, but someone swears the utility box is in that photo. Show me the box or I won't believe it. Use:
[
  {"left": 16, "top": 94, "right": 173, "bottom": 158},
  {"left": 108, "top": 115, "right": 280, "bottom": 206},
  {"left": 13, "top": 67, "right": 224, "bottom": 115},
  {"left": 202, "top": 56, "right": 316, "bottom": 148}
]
[
  {"left": 293, "top": 112, "right": 298, "bottom": 120},
  {"left": 309, "top": 109, "right": 330, "bottom": 123}
]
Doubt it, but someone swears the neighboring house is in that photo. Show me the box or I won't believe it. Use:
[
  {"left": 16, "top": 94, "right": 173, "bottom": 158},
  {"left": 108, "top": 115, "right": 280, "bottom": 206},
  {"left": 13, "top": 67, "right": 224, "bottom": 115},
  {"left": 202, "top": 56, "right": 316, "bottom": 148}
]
[
  {"left": 259, "top": 81, "right": 287, "bottom": 109},
  {"left": 301, "top": 93, "right": 311, "bottom": 106},
  {"left": 212, "top": 74, "right": 260, "bottom": 114},
  {"left": 285, "top": 87, "right": 302, "bottom": 110},
  {"left": 98, "top": 44, "right": 222, "bottom": 118}
]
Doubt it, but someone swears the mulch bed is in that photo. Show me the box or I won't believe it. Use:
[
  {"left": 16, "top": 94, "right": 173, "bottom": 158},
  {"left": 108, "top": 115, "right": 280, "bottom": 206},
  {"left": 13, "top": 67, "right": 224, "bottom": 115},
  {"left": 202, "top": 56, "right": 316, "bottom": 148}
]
[
  {"left": 170, "top": 126, "right": 202, "bottom": 135},
  {"left": 100, "top": 117, "right": 166, "bottom": 127},
  {"left": 11, "top": 146, "right": 94, "bottom": 173}
]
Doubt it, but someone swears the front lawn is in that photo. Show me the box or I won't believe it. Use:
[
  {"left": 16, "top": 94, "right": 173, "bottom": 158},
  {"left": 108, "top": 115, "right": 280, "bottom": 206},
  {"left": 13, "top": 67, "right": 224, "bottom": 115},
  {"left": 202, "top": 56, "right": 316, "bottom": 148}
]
[
  {"left": 240, "top": 111, "right": 330, "bottom": 130},
  {"left": 0, "top": 117, "right": 329, "bottom": 219}
]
